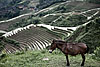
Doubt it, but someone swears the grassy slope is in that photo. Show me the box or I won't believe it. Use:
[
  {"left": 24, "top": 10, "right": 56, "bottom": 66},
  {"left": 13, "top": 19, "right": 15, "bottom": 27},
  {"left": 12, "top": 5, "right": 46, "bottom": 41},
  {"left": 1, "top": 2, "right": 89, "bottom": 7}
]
[{"left": 0, "top": 50, "right": 100, "bottom": 67}]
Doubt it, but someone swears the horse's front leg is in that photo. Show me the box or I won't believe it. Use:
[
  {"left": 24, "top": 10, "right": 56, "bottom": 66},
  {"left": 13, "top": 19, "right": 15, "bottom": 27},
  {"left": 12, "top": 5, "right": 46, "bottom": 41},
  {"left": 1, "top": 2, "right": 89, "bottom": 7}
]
[
  {"left": 81, "top": 54, "right": 85, "bottom": 66},
  {"left": 66, "top": 55, "right": 70, "bottom": 66}
]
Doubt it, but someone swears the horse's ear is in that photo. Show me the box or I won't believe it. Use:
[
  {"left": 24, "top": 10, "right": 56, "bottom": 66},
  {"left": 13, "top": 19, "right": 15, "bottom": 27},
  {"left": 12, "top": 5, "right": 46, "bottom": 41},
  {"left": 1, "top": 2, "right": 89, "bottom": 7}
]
[{"left": 53, "top": 39, "right": 56, "bottom": 43}]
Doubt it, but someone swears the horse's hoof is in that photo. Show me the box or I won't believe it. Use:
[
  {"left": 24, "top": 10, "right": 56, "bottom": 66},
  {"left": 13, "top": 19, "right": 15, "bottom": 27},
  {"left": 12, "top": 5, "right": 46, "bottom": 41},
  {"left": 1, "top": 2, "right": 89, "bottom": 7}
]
[
  {"left": 81, "top": 64, "right": 84, "bottom": 66},
  {"left": 67, "top": 64, "right": 70, "bottom": 66}
]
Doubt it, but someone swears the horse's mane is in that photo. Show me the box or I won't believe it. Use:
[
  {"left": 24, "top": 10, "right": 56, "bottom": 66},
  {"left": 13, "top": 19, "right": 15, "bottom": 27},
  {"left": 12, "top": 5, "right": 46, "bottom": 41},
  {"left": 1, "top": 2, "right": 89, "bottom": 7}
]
[{"left": 54, "top": 40, "right": 66, "bottom": 43}]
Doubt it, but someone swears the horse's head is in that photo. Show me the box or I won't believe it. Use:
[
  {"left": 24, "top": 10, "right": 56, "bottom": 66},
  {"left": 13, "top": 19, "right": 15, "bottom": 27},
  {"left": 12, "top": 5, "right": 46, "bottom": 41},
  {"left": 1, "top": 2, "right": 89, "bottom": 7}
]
[{"left": 49, "top": 40, "right": 57, "bottom": 53}]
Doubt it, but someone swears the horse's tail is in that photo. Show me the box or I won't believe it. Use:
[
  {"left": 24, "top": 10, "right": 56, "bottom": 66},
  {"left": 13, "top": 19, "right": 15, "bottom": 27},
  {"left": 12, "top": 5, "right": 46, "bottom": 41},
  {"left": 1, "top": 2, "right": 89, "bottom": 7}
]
[{"left": 85, "top": 45, "right": 89, "bottom": 54}]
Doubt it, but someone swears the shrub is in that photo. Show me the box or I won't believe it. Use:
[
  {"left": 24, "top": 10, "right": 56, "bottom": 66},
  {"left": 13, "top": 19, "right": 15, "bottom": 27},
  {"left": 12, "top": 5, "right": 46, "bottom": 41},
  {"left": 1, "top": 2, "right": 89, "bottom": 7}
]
[
  {"left": 0, "top": 53, "right": 6, "bottom": 60},
  {"left": 87, "top": 0, "right": 100, "bottom": 4},
  {"left": 93, "top": 47, "right": 100, "bottom": 60},
  {"left": 15, "top": 51, "right": 25, "bottom": 55},
  {"left": 52, "top": 14, "right": 87, "bottom": 27}
]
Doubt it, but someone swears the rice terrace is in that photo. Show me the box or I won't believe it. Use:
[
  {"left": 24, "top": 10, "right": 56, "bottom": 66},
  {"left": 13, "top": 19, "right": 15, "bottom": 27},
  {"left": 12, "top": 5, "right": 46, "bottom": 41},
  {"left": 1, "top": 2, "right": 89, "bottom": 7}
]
[{"left": 0, "top": 0, "right": 100, "bottom": 67}]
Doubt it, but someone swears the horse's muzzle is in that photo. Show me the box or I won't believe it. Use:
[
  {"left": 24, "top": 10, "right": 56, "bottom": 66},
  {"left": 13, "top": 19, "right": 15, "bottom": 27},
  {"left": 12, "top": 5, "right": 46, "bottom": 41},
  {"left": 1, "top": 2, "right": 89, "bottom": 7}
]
[{"left": 49, "top": 50, "right": 52, "bottom": 53}]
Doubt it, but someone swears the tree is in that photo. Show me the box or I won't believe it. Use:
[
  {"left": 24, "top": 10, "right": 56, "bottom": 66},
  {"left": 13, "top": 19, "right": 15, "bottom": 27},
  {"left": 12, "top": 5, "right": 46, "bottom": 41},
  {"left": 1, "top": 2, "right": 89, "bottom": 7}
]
[
  {"left": 86, "top": 0, "right": 100, "bottom": 4},
  {"left": 37, "top": 0, "right": 68, "bottom": 9}
]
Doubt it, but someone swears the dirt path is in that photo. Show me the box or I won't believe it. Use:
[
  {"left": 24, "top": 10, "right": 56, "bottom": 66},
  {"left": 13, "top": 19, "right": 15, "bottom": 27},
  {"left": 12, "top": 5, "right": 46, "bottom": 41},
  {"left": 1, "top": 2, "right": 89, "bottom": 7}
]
[{"left": 0, "top": 30, "right": 7, "bottom": 33}]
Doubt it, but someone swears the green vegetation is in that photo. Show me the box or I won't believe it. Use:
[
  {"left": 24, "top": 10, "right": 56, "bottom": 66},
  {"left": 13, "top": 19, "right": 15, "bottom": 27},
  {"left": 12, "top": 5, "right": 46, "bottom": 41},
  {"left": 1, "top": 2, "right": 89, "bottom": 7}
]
[
  {"left": 0, "top": 0, "right": 22, "bottom": 20},
  {"left": 0, "top": 36, "right": 4, "bottom": 52},
  {"left": 93, "top": 47, "right": 100, "bottom": 61},
  {"left": 51, "top": 14, "right": 87, "bottom": 27},
  {"left": 8, "top": 17, "right": 41, "bottom": 31},
  {"left": 8, "top": 14, "right": 87, "bottom": 31},
  {"left": 1, "top": 1, "right": 100, "bottom": 31},
  {"left": 66, "top": 18, "right": 100, "bottom": 53},
  {"left": 0, "top": 1, "right": 100, "bottom": 66},
  {"left": 86, "top": 0, "right": 100, "bottom": 4},
  {"left": 0, "top": 50, "right": 100, "bottom": 67},
  {"left": 0, "top": 41, "right": 4, "bottom": 52},
  {"left": 0, "top": 34, "right": 5, "bottom": 52},
  {"left": 37, "top": 0, "right": 67, "bottom": 9},
  {"left": 0, "top": 0, "right": 38, "bottom": 21},
  {"left": 41, "top": 15, "right": 60, "bottom": 25},
  {"left": 38, "top": 1, "right": 100, "bottom": 16}
]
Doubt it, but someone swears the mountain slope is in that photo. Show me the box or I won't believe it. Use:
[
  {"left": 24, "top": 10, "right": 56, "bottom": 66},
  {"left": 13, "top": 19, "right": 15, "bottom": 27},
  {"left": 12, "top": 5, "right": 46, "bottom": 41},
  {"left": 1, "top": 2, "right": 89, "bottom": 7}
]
[
  {"left": 0, "top": 1, "right": 100, "bottom": 31},
  {"left": 66, "top": 17, "right": 100, "bottom": 53},
  {"left": 0, "top": 0, "right": 100, "bottom": 54}
]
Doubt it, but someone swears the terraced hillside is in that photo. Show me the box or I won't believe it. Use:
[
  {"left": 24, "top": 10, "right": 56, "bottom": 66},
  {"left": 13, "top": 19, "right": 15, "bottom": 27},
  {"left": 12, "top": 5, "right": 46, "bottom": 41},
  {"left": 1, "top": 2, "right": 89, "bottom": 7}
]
[
  {"left": 0, "top": 0, "right": 69, "bottom": 21},
  {"left": 0, "top": 1, "right": 100, "bottom": 31},
  {"left": 0, "top": 14, "right": 31, "bottom": 31},
  {"left": 1, "top": 22, "right": 77, "bottom": 53},
  {"left": 2, "top": 26, "right": 63, "bottom": 53},
  {"left": 37, "top": 1, "right": 100, "bottom": 16},
  {"left": 0, "top": 0, "right": 100, "bottom": 53}
]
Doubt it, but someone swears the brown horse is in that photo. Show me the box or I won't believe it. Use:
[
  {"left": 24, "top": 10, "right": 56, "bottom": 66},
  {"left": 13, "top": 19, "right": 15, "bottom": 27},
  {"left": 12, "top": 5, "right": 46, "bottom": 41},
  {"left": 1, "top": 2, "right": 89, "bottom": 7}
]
[{"left": 49, "top": 40, "right": 89, "bottom": 66}]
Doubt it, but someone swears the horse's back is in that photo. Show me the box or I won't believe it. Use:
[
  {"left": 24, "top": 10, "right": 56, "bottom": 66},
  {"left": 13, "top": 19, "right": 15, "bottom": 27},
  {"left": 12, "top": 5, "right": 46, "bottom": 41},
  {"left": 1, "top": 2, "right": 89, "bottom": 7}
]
[
  {"left": 67, "top": 43, "right": 87, "bottom": 48},
  {"left": 66, "top": 43, "right": 87, "bottom": 55},
  {"left": 77, "top": 43, "right": 87, "bottom": 49}
]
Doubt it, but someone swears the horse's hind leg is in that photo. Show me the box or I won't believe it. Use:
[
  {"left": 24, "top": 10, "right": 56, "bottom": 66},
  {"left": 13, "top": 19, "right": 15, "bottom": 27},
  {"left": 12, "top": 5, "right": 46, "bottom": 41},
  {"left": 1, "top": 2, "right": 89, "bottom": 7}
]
[
  {"left": 66, "top": 55, "right": 70, "bottom": 66},
  {"left": 81, "top": 54, "right": 85, "bottom": 66}
]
